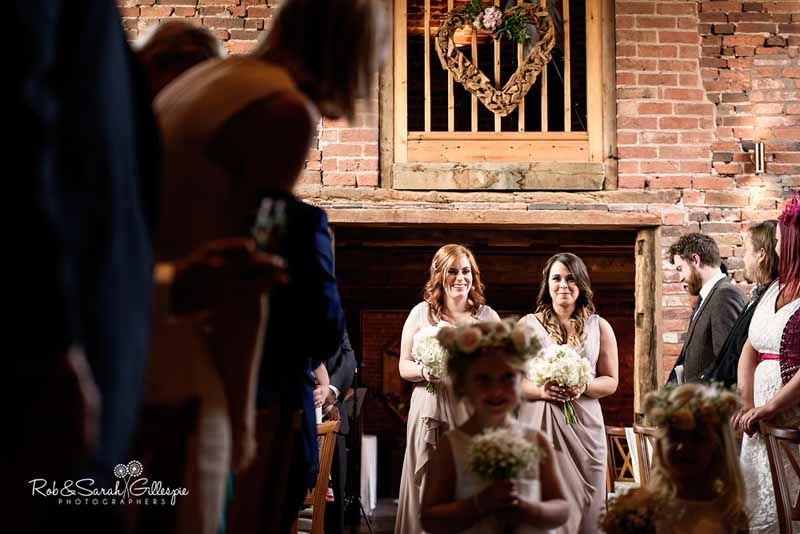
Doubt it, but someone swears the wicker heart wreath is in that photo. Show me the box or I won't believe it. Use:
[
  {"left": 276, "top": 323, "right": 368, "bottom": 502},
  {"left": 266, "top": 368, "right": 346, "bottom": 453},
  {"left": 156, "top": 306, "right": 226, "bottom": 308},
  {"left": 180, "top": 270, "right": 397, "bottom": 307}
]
[{"left": 435, "top": 2, "right": 555, "bottom": 117}]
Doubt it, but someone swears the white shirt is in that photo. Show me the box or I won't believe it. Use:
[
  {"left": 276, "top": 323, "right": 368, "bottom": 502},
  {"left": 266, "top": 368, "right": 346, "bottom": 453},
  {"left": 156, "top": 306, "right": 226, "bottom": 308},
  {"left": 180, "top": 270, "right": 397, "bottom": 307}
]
[{"left": 699, "top": 270, "right": 727, "bottom": 301}]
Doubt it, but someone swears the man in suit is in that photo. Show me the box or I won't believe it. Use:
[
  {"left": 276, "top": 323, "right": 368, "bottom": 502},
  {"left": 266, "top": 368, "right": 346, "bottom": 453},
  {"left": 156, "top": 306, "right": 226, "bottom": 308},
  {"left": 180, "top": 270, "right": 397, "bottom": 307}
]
[
  {"left": 701, "top": 221, "right": 779, "bottom": 386},
  {"left": 256, "top": 194, "right": 346, "bottom": 534},
  {"left": 321, "top": 331, "right": 357, "bottom": 534},
  {"left": 667, "top": 232, "right": 745, "bottom": 384}
]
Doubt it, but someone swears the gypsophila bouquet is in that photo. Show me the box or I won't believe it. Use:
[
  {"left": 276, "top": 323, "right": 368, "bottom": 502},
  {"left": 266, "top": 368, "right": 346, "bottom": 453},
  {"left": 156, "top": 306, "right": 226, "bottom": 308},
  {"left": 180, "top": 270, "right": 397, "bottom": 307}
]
[
  {"left": 465, "top": 427, "right": 540, "bottom": 481},
  {"left": 436, "top": 318, "right": 541, "bottom": 362},
  {"left": 527, "top": 344, "right": 592, "bottom": 425},
  {"left": 412, "top": 324, "right": 449, "bottom": 394},
  {"left": 600, "top": 488, "right": 658, "bottom": 534}
]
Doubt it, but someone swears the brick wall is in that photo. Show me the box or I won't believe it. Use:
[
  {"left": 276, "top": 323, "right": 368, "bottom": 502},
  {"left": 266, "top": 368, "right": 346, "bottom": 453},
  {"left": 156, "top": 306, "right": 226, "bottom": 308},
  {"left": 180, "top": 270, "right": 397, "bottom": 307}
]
[{"left": 118, "top": 0, "right": 799, "bottom": 382}]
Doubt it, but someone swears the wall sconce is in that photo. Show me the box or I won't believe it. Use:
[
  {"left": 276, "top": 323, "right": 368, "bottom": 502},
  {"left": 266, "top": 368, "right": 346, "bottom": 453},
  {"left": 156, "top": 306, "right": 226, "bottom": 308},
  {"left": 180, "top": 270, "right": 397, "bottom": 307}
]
[{"left": 754, "top": 141, "right": 766, "bottom": 174}]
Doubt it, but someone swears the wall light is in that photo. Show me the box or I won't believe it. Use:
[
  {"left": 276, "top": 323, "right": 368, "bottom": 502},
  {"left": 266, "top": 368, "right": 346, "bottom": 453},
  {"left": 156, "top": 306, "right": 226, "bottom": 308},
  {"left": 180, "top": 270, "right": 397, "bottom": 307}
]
[{"left": 754, "top": 141, "right": 766, "bottom": 174}]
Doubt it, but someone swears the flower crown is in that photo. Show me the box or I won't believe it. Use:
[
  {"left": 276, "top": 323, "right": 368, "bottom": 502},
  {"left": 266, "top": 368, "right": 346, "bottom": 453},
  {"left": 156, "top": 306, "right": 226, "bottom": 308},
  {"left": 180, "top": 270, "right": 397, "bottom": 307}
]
[
  {"left": 436, "top": 318, "right": 541, "bottom": 363},
  {"left": 643, "top": 384, "right": 739, "bottom": 431},
  {"left": 779, "top": 193, "right": 799, "bottom": 226}
]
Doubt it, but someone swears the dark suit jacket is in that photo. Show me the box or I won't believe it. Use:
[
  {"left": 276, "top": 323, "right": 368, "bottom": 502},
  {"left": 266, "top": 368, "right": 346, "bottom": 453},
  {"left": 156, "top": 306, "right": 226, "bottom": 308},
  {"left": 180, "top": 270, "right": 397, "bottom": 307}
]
[
  {"left": 256, "top": 195, "right": 345, "bottom": 483},
  {"left": 700, "top": 287, "right": 767, "bottom": 387},
  {"left": 325, "top": 331, "right": 356, "bottom": 436},
  {"left": 14, "top": 0, "right": 159, "bottom": 471},
  {"left": 669, "top": 277, "right": 745, "bottom": 383}
]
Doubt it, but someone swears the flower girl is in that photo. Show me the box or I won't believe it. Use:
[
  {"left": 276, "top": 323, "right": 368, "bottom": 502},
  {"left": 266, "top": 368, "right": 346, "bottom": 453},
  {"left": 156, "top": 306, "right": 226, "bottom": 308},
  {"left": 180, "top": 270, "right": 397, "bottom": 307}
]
[
  {"left": 421, "top": 320, "right": 570, "bottom": 534},
  {"left": 602, "top": 383, "right": 748, "bottom": 534}
]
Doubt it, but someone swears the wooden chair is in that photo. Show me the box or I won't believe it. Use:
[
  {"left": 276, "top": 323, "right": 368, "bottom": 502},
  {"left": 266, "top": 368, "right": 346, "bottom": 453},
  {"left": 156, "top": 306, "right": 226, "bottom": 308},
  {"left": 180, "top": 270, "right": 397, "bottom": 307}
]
[
  {"left": 292, "top": 420, "right": 341, "bottom": 534},
  {"left": 128, "top": 397, "right": 200, "bottom": 534},
  {"left": 227, "top": 406, "right": 302, "bottom": 534},
  {"left": 605, "top": 426, "right": 637, "bottom": 500},
  {"left": 760, "top": 422, "right": 800, "bottom": 534},
  {"left": 632, "top": 424, "right": 658, "bottom": 486}
]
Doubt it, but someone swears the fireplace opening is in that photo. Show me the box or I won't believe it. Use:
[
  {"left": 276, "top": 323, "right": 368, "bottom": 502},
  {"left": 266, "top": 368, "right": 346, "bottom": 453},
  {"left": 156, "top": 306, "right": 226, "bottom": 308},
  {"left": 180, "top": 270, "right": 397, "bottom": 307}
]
[{"left": 334, "top": 225, "right": 638, "bottom": 499}]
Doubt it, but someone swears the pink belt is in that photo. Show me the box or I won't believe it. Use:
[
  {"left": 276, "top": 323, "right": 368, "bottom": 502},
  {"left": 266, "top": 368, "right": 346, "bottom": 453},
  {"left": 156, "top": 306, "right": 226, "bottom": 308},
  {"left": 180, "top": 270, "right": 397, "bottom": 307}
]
[{"left": 758, "top": 352, "right": 779, "bottom": 363}]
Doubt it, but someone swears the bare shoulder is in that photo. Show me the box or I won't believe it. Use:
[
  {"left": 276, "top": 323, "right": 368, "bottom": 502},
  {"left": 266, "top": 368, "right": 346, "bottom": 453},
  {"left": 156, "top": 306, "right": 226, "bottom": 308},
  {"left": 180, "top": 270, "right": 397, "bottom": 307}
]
[{"left": 596, "top": 316, "right": 615, "bottom": 335}]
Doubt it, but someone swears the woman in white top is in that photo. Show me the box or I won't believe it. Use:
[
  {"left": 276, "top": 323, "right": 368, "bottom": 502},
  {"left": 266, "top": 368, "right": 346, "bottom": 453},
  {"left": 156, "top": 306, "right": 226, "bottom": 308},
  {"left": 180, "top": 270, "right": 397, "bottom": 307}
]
[
  {"left": 733, "top": 195, "right": 800, "bottom": 534},
  {"left": 395, "top": 244, "right": 501, "bottom": 534}
]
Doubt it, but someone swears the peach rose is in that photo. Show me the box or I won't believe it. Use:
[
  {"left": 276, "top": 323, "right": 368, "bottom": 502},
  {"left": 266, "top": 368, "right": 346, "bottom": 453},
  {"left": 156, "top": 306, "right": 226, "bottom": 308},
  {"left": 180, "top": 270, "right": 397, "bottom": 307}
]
[{"left": 456, "top": 327, "right": 482, "bottom": 353}]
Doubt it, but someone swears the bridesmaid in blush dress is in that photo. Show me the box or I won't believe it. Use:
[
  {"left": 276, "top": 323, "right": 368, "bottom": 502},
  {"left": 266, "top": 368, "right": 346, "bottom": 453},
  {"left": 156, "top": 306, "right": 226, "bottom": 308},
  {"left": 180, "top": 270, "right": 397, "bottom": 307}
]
[
  {"left": 518, "top": 253, "right": 619, "bottom": 534},
  {"left": 395, "top": 244, "right": 500, "bottom": 534}
]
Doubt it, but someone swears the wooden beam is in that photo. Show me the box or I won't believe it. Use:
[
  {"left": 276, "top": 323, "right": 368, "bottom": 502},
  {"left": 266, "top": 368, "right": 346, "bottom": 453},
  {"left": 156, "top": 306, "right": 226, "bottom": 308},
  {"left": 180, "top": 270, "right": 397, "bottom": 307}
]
[
  {"left": 538, "top": 0, "right": 547, "bottom": 132},
  {"left": 472, "top": 30, "right": 478, "bottom": 132},
  {"left": 495, "top": 0, "right": 501, "bottom": 132},
  {"left": 448, "top": 0, "right": 454, "bottom": 132},
  {"left": 324, "top": 208, "right": 661, "bottom": 228},
  {"left": 394, "top": 0, "right": 408, "bottom": 162},
  {"left": 563, "top": 0, "right": 571, "bottom": 132},
  {"left": 408, "top": 131, "right": 588, "bottom": 141},
  {"left": 586, "top": 0, "right": 603, "bottom": 163},
  {"left": 393, "top": 161, "right": 604, "bottom": 189},
  {"left": 634, "top": 228, "right": 662, "bottom": 415},
  {"left": 424, "top": 0, "right": 431, "bottom": 132},
  {"left": 602, "top": 0, "right": 618, "bottom": 188},
  {"left": 406, "top": 138, "right": 591, "bottom": 162}
]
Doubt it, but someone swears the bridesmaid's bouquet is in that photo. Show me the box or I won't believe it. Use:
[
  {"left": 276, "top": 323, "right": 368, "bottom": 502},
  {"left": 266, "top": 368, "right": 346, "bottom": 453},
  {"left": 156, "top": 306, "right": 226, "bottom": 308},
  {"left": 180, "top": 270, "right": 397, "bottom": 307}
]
[
  {"left": 527, "top": 344, "right": 592, "bottom": 425},
  {"left": 412, "top": 324, "right": 449, "bottom": 393},
  {"left": 465, "top": 427, "right": 541, "bottom": 480}
]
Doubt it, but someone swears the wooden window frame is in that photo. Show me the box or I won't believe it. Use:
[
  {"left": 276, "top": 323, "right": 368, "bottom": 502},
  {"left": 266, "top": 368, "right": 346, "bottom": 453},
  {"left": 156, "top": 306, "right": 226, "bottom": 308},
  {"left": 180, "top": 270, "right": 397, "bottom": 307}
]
[{"left": 380, "top": 0, "right": 617, "bottom": 190}]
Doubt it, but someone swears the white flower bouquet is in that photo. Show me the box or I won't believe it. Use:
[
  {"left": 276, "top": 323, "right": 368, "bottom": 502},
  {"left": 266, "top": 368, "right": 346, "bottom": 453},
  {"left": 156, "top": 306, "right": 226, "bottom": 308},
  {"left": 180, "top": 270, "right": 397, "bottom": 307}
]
[
  {"left": 527, "top": 344, "right": 592, "bottom": 425},
  {"left": 412, "top": 325, "right": 449, "bottom": 393},
  {"left": 465, "top": 427, "right": 541, "bottom": 481}
]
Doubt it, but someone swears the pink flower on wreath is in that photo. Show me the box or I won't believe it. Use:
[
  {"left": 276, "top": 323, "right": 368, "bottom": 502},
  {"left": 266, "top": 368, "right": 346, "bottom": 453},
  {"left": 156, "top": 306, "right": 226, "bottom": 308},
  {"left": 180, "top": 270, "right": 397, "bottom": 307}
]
[{"left": 479, "top": 6, "right": 503, "bottom": 31}]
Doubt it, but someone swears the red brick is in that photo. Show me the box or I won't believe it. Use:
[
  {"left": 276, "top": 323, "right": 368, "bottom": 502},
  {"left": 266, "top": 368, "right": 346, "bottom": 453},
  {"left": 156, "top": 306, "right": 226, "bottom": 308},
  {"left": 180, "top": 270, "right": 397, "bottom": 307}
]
[
  {"left": 617, "top": 15, "right": 636, "bottom": 29},
  {"left": 340, "top": 129, "right": 379, "bottom": 143},
  {"left": 649, "top": 175, "right": 692, "bottom": 188},
  {"left": 737, "top": 22, "right": 777, "bottom": 32},
  {"left": 681, "top": 161, "right": 713, "bottom": 173},
  {"left": 638, "top": 102, "right": 673, "bottom": 114},
  {"left": 200, "top": 6, "right": 226, "bottom": 15},
  {"left": 119, "top": 7, "right": 140, "bottom": 16},
  {"left": 617, "top": 132, "right": 639, "bottom": 144},
  {"left": 174, "top": 6, "right": 196, "bottom": 15},
  {"left": 700, "top": 12, "right": 729, "bottom": 23},
  {"left": 663, "top": 88, "right": 706, "bottom": 100},
  {"left": 617, "top": 58, "right": 658, "bottom": 71},
  {"left": 617, "top": 72, "right": 637, "bottom": 85},
  {"left": 246, "top": 6, "right": 271, "bottom": 17},
  {"left": 356, "top": 173, "right": 379, "bottom": 187},
  {"left": 639, "top": 73, "right": 679, "bottom": 86},
  {"left": 659, "top": 59, "right": 699, "bottom": 72},
  {"left": 618, "top": 161, "right": 641, "bottom": 174},
  {"left": 693, "top": 177, "right": 736, "bottom": 190},
  {"left": 618, "top": 30, "right": 658, "bottom": 43},
  {"left": 638, "top": 16, "right": 676, "bottom": 29},
  {"left": 617, "top": 2, "right": 656, "bottom": 15},
  {"left": 641, "top": 160, "right": 681, "bottom": 173},
  {"left": 660, "top": 146, "right": 709, "bottom": 159},
  {"left": 639, "top": 44, "right": 678, "bottom": 57},
  {"left": 675, "top": 103, "right": 715, "bottom": 115},
  {"left": 244, "top": 19, "right": 264, "bottom": 29},
  {"left": 684, "top": 191, "right": 705, "bottom": 205},
  {"left": 619, "top": 146, "right": 659, "bottom": 158},
  {"left": 702, "top": 2, "right": 744, "bottom": 13},
  {"left": 680, "top": 131, "right": 714, "bottom": 143},
  {"left": 618, "top": 175, "right": 646, "bottom": 188},
  {"left": 640, "top": 132, "right": 679, "bottom": 145},
  {"left": 659, "top": 116, "right": 700, "bottom": 129},
  {"left": 662, "top": 211, "right": 687, "bottom": 225},
  {"left": 657, "top": 3, "right": 697, "bottom": 15},
  {"left": 322, "top": 173, "right": 357, "bottom": 186},
  {"left": 618, "top": 116, "right": 659, "bottom": 129},
  {"left": 140, "top": 6, "right": 173, "bottom": 16},
  {"left": 617, "top": 44, "right": 637, "bottom": 57},
  {"left": 660, "top": 31, "right": 699, "bottom": 44},
  {"left": 706, "top": 191, "right": 750, "bottom": 206},
  {"left": 723, "top": 34, "right": 766, "bottom": 46},
  {"left": 298, "top": 170, "right": 321, "bottom": 185},
  {"left": 322, "top": 144, "right": 362, "bottom": 157},
  {"left": 203, "top": 16, "right": 245, "bottom": 28},
  {"left": 784, "top": 67, "right": 800, "bottom": 78}
]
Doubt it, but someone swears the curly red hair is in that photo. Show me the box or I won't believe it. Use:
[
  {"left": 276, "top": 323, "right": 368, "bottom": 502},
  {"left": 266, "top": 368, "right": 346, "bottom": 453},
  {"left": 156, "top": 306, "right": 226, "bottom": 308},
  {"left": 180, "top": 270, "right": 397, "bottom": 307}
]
[{"left": 423, "top": 244, "right": 486, "bottom": 324}]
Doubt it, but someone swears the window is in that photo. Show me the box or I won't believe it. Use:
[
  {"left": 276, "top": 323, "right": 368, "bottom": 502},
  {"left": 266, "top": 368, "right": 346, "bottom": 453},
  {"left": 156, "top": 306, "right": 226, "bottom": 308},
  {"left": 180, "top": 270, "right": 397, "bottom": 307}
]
[{"left": 389, "top": 0, "right": 612, "bottom": 190}]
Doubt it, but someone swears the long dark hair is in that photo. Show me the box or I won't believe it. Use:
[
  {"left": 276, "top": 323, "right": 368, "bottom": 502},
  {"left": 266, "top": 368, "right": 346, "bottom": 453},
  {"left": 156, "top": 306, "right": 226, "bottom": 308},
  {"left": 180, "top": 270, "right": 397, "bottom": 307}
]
[
  {"left": 535, "top": 253, "right": 596, "bottom": 346},
  {"left": 778, "top": 194, "right": 800, "bottom": 301}
]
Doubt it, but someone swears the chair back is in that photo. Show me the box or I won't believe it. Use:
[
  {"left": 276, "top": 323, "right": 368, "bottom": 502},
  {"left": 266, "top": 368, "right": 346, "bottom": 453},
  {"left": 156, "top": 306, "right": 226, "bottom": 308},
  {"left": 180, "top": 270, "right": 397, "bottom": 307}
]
[
  {"left": 128, "top": 397, "right": 200, "bottom": 534},
  {"left": 605, "top": 425, "right": 636, "bottom": 498},
  {"left": 227, "top": 406, "right": 302, "bottom": 534},
  {"left": 633, "top": 424, "right": 658, "bottom": 486},
  {"left": 760, "top": 422, "right": 800, "bottom": 534},
  {"left": 293, "top": 420, "right": 340, "bottom": 534}
]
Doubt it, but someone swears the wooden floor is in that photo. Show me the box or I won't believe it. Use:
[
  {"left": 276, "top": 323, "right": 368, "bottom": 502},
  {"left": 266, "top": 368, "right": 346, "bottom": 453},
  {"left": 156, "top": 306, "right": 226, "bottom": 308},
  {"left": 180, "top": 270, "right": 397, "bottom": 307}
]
[{"left": 357, "top": 499, "right": 397, "bottom": 534}]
